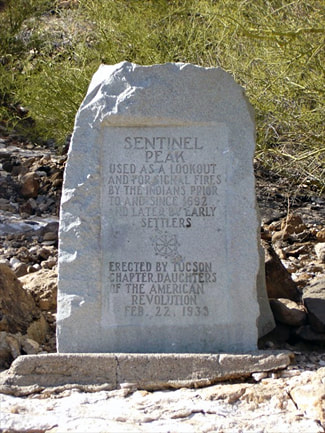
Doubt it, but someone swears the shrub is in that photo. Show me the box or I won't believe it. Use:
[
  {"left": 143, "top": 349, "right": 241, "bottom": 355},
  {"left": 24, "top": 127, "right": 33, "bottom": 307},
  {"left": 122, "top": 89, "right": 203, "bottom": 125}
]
[{"left": 0, "top": 0, "right": 324, "bottom": 190}]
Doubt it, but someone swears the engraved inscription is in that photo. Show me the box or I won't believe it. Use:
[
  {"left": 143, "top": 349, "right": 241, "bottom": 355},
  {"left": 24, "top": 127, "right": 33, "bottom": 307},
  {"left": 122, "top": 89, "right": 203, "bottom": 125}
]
[
  {"left": 105, "top": 135, "right": 222, "bottom": 231},
  {"left": 108, "top": 260, "right": 214, "bottom": 318},
  {"left": 101, "top": 126, "right": 228, "bottom": 326}
]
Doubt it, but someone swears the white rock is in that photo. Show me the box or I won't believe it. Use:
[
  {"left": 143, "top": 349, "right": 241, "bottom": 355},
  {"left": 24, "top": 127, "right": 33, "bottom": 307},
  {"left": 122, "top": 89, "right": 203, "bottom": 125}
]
[
  {"left": 315, "top": 242, "right": 325, "bottom": 262},
  {"left": 252, "top": 372, "right": 268, "bottom": 382},
  {"left": 9, "top": 257, "right": 21, "bottom": 268}
]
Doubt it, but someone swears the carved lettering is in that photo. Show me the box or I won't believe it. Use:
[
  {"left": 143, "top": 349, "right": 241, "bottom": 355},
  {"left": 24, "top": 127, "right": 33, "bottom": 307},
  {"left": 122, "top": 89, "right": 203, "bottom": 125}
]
[{"left": 102, "top": 126, "right": 227, "bottom": 323}]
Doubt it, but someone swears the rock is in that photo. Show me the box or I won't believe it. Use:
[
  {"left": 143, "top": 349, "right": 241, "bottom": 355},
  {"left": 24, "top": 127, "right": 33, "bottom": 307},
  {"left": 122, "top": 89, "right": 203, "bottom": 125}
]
[
  {"left": 252, "top": 372, "right": 268, "bottom": 382},
  {"left": 13, "top": 262, "right": 28, "bottom": 277},
  {"left": 0, "top": 331, "right": 42, "bottom": 367},
  {"left": 0, "top": 264, "right": 39, "bottom": 334},
  {"left": 19, "top": 200, "right": 33, "bottom": 216},
  {"left": 19, "top": 268, "right": 57, "bottom": 312},
  {"left": 0, "top": 198, "right": 16, "bottom": 212},
  {"left": 4, "top": 333, "right": 21, "bottom": 359},
  {"left": 289, "top": 368, "right": 325, "bottom": 424},
  {"left": 302, "top": 277, "right": 325, "bottom": 333},
  {"left": 27, "top": 315, "right": 48, "bottom": 344},
  {"left": 281, "top": 214, "right": 306, "bottom": 235},
  {"left": 272, "top": 229, "right": 289, "bottom": 242},
  {"left": 41, "top": 256, "right": 57, "bottom": 269},
  {"left": 27, "top": 197, "right": 38, "bottom": 210},
  {"left": 9, "top": 256, "right": 21, "bottom": 268},
  {"left": 0, "top": 332, "right": 22, "bottom": 367},
  {"left": 50, "top": 170, "right": 63, "bottom": 183},
  {"left": 20, "top": 172, "right": 40, "bottom": 198},
  {"left": 293, "top": 272, "right": 314, "bottom": 288},
  {"left": 269, "top": 298, "right": 306, "bottom": 327},
  {"left": 316, "top": 228, "right": 325, "bottom": 242},
  {"left": 21, "top": 336, "right": 40, "bottom": 355},
  {"left": 0, "top": 352, "right": 291, "bottom": 389},
  {"left": 258, "top": 323, "right": 291, "bottom": 348},
  {"left": 199, "top": 382, "right": 249, "bottom": 403},
  {"left": 262, "top": 240, "right": 300, "bottom": 301},
  {"left": 280, "top": 260, "right": 298, "bottom": 274},
  {"left": 38, "top": 246, "right": 53, "bottom": 260},
  {"left": 315, "top": 242, "right": 325, "bottom": 263},
  {"left": 295, "top": 325, "right": 325, "bottom": 343},
  {"left": 272, "top": 214, "right": 307, "bottom": 242},
  {"left": 42, "top": 231, "right": 58, "bottom": 242},
  {"left": 0, "top": 373, "right": 324, "bottom": 433},
  {"left": 0, "top": 332, "right": 13, "bottom": 367},
  {"left": 27, "top": 264, "right": 40, "bottom": 273},
  {"left": 0, "top": 258, "right": 10, "bottom": 267}
]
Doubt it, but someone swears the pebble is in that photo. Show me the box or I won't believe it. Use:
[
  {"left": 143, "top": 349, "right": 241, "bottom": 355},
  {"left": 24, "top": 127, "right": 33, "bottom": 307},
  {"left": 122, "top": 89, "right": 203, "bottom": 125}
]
[
  {"left": 315, "top": 243, "right": 325, "bottom": 263},
  {"left": 316, "top": 229, "right": 325, "bottom": 241},
  {"left": 252, "top": 372, "right": 268, "bottom": 382},
  {"left": 43, "top": 231, "right": 58, "bottom": 241}
]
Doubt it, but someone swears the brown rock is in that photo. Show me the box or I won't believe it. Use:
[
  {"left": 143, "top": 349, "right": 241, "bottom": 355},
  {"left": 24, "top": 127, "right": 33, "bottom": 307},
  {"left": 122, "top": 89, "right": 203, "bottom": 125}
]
[
  {"left": 13, "top": 263, "right": 28, "bottom": 277},
  {"left": 296, "top": 325, "right": 325, "bottom": 343},
  {"left": 272, "top": 230, "right": 289, "bottom": 243},
  {"left": 302, "top": 277, "right": 325, "bottom": 333},
  {"left": 19, "top": 201, "right": 33, "bottom": 216},
  {"left": 27, "top": 315, "right": 48, "bottom": 344},
  {"left": 20, "top": 268, "right": 57, "bottom": 312},
  {"left": 5, "top": 334, "right": 21, "bottom": 359},
  {"left": 280, "top": 213, "right": 306, "bottom": 235},
  {"left": 0, "top": 331, "right": 43, "bottom": 367},
  {"left": 21, "top": 336, "right": 40, "bottom": 355},
  {"left": 38, "top": 247, "right": 53, "bottom": 260},
  {"left": 20, "top": 172, "right": 40, "bottom": 198},
  {"left": 0, "top": 264, "right": 39, "bottom": 334},
  {"left": 294, "top": 273, "right": 313, "bottom": 288},
  {"left": 289, "top": 368, "right": 325, "bottom": 423},
  {"left": 50, "top": 170, "right": 63, "bottom": 186},
  {"left": 269, "top": 298, "right": 306, "bottom": 327},
  {"left": 262, "top": 240, "right": 300, "bottom": 301},
  {"left": 258, "top": 323, "right": 292, "bottom": 349},
  {"left": 316, "top": 228, "right": 325, "bottom": 242},
  {"left": 41, "top": 257, "right": 57, "bottom": 270},
  {"left": 0, "top": 332, "right": 13, "bottom": 367},
  {"left": 16, "top": 247, "right": 31, "bottom": 263},
  {"left": 272, "top": 214, "right": 307, "bottom": 243}
]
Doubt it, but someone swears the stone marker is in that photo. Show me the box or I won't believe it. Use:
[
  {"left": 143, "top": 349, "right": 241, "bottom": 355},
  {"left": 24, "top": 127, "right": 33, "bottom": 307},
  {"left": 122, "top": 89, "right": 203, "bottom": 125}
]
[{"left": 57, "top": 62, "right": 274, "bottom": 353}]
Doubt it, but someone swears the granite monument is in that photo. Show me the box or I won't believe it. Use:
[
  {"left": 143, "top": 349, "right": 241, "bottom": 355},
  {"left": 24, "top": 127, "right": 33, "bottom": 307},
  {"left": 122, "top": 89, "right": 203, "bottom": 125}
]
[{"left": 57, "top": 62, "right": 274, "bottom": 353}]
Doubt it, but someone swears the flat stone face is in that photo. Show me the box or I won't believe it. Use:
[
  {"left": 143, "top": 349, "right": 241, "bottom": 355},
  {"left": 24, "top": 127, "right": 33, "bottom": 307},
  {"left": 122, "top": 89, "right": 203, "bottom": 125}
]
[
  {"left": 101, "top": 125, "right": 230, "bottom": 352},
  {"left": 57, "top": 62, "right": 274, "bottom": 353}
]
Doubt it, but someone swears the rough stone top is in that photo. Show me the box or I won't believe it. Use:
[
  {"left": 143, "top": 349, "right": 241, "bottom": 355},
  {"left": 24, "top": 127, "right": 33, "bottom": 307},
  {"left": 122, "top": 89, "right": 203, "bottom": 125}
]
[{"left": 79, "top": 61, "right": 254, "bottom": 128}]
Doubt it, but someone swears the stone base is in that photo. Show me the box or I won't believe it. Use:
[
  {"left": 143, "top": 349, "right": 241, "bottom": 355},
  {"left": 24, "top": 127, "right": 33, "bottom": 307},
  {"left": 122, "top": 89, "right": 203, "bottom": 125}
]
[{"left": 0, "top": 352, "right": 291, "bottom": 394}]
